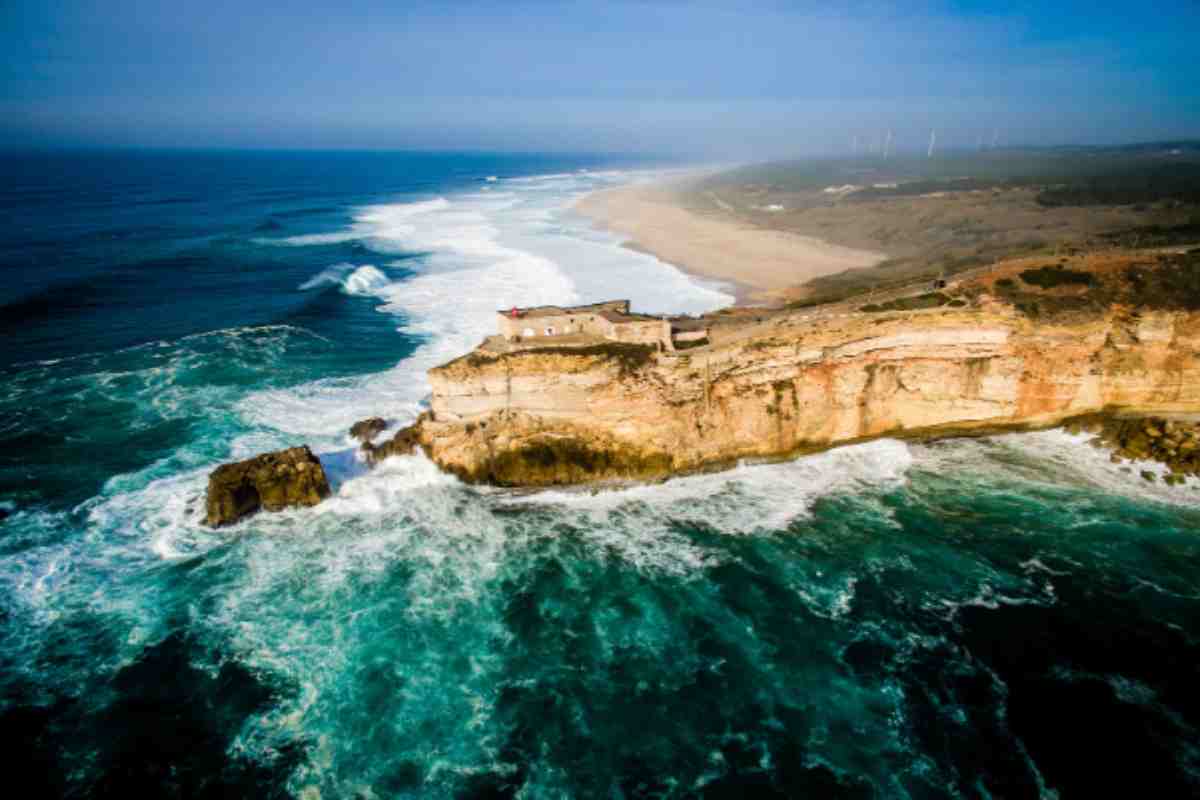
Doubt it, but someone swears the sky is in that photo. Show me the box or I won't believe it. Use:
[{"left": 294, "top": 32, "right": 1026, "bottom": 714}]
[{"left": 1, "top": 0, "right": 1198, "bottom": 157}]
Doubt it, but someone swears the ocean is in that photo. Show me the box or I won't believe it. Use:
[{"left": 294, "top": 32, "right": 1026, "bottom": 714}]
[{"left": 0, "top": 150, "right": 1197, "bottom": 799}]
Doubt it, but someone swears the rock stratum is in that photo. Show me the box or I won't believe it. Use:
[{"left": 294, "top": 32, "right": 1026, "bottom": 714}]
[{"left": 404, "top": 249, "right": 1200, "bottom": 486}]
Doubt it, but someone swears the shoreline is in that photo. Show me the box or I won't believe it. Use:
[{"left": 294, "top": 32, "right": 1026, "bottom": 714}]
[
  {"left": 573, "top": 181, "right": 887, "bottom": 306},
  {"left": 208, "top": 243, "right": 1200, "bottom": 510}
]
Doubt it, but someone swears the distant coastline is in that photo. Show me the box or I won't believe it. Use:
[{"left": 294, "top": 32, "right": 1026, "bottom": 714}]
[{"left": 573, "top": 180, "right": 887, "bottom": 305}]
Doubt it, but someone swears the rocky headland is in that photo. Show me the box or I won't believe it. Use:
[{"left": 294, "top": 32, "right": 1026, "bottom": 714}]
[
  {"left": 403, "top": 249, "right": 1200, "bottom": 486},
  {"left": 205, "top": 247, "right": 1200, "bottom": 522}
]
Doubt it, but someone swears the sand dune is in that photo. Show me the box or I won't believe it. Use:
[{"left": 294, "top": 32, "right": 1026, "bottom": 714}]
[{"left": 574, "top": 184, "right": 886, "bottom": 304}]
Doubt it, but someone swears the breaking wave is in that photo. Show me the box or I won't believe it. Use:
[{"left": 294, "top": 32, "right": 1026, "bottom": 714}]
[{"left": 298, "top": 263, "right": 391, "bottom": 296}]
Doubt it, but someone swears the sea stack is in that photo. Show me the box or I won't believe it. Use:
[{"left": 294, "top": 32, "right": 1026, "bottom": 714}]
[{"left": 204, "top": 446, "right": 331, "bottom": 527}]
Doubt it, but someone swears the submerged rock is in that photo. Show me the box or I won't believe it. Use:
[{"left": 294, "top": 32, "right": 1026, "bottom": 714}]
[
  {"left": 204, "top": 446, "right": 331, "bottom": 527},
  {"left": 349, "top": 417, "right": 387, "bottom": 444}
]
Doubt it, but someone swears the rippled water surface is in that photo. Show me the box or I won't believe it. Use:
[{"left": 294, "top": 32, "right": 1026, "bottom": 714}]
[{"left": 1, "top": 151, "right": 1197, "bottom": 798}]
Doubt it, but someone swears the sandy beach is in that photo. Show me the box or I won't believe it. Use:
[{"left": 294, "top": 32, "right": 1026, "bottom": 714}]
[{"left": 574, "top": 183, "right": 887, "bottom": 305}]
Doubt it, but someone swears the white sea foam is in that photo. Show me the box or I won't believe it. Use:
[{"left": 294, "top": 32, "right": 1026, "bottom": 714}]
[
  {"left": 341, "top": 265, "right": 390, "bottom": 295},
  {"left": 257, "top": 197, "right": 452, "bottom": 248},
  {"left": 40, "top": 165, "right": 742, "bottom": 607},
  {"left": 298, "top": 263, "right": 391, "bottom": 296},
  {"left": 195, "top": 164, "right": 883, "bottom": 590},
  {"left": 509, "top": 438, "right": 914, "bottom": 534},
  {"left": 480, "top": 438, "right": 915, "bottom": 579},
  {"left": 19, "top": 164, "right": 1196, "bottom": 795},
  {"left": 236, "top": 169, "right": 731, "bottom": 445},
  {"left": 265, "top": 231, "right": 362, "bottom": 247},
  {"left": 914, "top": 429, "right": 1200, "bottom": 510}
]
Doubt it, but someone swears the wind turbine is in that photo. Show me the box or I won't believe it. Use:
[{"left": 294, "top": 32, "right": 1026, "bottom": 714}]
[
  {"left": 883, "top": 129, "right": 892, "bottom": 159},
  {"left": 927, "top": 129, "right": 937, "bottom": 158},
  {"left": 853, "top": 134, "right": 859, "bottom": 155},
  {"left": 991, "top": 128, "right": 999, "bottom": 149}
]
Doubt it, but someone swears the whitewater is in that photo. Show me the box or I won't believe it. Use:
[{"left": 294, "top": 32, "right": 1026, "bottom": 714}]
[{"left": 1, "top": 152, "right": 1197, "bottom": 798}]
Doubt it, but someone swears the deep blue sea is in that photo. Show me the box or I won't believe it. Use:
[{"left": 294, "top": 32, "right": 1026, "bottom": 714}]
[{"left": 1, "top": 150, "right": 1198, "bottom": 799}]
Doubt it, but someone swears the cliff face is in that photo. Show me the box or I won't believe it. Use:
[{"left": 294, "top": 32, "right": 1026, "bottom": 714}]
[{"left": 410, "top": 253, "right": 1200, "bottom": 486}]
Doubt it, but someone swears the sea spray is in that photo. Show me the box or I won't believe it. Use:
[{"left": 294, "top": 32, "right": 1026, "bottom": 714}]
[{"left": 298, "top": 263, "right": 391, "bottom": 296}]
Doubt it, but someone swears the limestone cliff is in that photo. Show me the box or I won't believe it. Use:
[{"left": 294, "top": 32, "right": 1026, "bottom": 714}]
[{"left": 405, "top": 250, "right": 1200, "bottom": 486}]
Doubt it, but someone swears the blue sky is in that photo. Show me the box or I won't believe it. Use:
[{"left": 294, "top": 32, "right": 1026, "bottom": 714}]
[{"left": 1, "top": 0, "right": 1197, "bottom": 156}]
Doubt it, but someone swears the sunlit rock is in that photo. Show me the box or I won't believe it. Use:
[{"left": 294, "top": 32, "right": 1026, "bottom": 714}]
[{"left": 204, "top": 446, "right": 331, "bottom": 527}]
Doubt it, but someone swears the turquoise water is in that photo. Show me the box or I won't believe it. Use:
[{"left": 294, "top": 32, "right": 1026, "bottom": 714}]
[{"left": 1, "top": 151, "right": 1197, "bottom": 798}]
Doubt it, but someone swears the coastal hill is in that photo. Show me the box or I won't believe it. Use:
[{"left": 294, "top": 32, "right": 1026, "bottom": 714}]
[{"left": 579, "top": 144, "right": 1200, "bottom": 306}]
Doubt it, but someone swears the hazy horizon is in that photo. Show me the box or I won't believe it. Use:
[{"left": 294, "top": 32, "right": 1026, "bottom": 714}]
[{"left": 3, "top": 1, "right": 1198, "bottom": 159}]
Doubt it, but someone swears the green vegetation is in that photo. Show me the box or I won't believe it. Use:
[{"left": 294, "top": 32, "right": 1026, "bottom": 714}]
[
  {"left": 989, "top": 250, "right": 1200, "bottom": 320},
  {"left": 690, "top": 144, "right": 1200, "bottom": 305},
  {"left": 1019, "top": 266, "right": 1094, "bottom": 288},
  {"left": 848, "top": 177, "right": 996, "bottom": 202},
  {"left": 1125, "top": 251, "right": 1200, "bottom": 311},
  {"left": 451, "top": 342, "right": 657, "bottom": 376},
  {"left": 1099, "top": 221, "right": 1200, "bottom": 248},
  {"left": 456, "top": 351, "right": 503, "bottom": 369},
  {"left": 521, "top": 342, "right": 656, "bottom": 375},
  {"left": 1034, "top": 163, "right": 1200, "bottom": 207}
]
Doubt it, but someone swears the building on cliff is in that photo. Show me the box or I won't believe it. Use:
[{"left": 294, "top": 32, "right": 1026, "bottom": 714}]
[{"left": 497, "top": 300, "right": 707, "bottom": 351}]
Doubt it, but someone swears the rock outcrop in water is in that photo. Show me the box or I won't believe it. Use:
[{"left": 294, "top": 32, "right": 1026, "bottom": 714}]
[
  {"left": 361, "top": 418, "right": 425, "bottom": 467},
  {"left": 347, "top": 414, "right": 426, "bottom": 466},
  {"left": 1085, "top": 416, "right": 1200, "bottom": 483},
  {"left": 401, "top": 249, "right": 1200, "bottom": 487},
  {"left": 204, "top": 446, "right": 331, "bottom": 526},
  {"left": 349, "top": 417, "right": 387, "bottom": 444}
]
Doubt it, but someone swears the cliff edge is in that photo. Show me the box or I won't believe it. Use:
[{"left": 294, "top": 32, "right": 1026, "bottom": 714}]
[{"left": 403, "top": 248, "right": 1200, "bottom": 486}]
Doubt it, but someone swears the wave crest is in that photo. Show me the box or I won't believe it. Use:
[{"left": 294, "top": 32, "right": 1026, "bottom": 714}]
[
  {"left": 257, "top": 197, "right": 451, "bottom": 247},
  {"left": 299, "top": 264, "right": 391, "bottom": 297}
]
